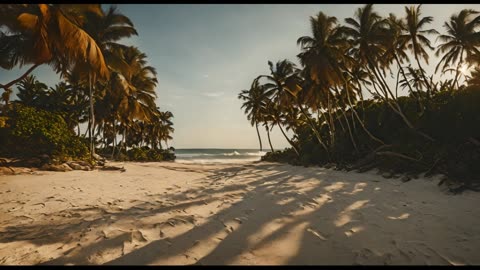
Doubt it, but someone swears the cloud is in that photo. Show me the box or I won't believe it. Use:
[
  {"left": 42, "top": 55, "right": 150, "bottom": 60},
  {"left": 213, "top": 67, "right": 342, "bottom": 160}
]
[
  {"left": 203, "top": 74, "right": 209, "bottom": 78},
  {"left": 202, "top": 91, "right": 224, "bottom": 98}
]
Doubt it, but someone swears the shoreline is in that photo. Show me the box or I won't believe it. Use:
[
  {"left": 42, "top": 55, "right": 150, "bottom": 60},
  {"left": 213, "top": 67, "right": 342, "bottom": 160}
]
[{"left": 1, "top": 161, "right": 479, "bottom": 265}]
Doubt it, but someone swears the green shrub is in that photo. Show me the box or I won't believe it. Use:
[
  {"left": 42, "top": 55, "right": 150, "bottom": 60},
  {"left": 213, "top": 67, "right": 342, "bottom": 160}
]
[{"left": 1, "top": 104, "right": 88, "bottom": 159}]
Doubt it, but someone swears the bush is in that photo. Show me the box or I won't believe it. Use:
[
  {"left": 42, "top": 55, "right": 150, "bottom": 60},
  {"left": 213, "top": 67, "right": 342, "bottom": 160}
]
[
  {"left": 0, "top": 104, "right": 89, "bottom": 160},
  {"left": 262, "top": 87, "right": 480, "bottom": 188},
  {"left": 117, "top": 147, "right": 176, "bottom": 162}
]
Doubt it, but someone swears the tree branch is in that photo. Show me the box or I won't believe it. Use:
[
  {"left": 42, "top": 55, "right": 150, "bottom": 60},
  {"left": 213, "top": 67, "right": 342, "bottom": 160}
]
[{"left": 0, "top": 63, "right": 42, "bottom": 90}]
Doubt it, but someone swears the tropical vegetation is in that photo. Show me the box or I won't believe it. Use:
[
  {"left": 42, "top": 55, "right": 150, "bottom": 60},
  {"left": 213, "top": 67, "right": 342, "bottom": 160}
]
[
  {"left": 239, "top": 4, "right": 480, "bottom": 191},
  {"left": 0, "top": 4, "right": 175, "bottom": 163}
]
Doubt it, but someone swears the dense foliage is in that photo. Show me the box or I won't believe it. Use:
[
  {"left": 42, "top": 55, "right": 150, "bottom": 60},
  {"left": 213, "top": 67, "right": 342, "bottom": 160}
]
[
  {"left": 0, "top": 105, "right": 89, "bottom": 159},
  {"left": 240, "top": 4, "right": 480, "bottom": 190},
  {"left": 0, "top": 4, "right": 175, "bottom": 163}
]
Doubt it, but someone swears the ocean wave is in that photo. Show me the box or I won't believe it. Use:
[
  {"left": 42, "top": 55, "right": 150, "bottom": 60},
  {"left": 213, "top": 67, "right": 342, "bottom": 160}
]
[
  {"left": 176, "top": 150, "right": 267, "bottom": 158},
  {"left": 175, "top": 158, "right": 260, "bottom": 164},
  {"left": 245, "top": 151, "right": 267, "bottom": 156},
  {"left": 223, "top": 151, "right": 241, "bottom": 156}
]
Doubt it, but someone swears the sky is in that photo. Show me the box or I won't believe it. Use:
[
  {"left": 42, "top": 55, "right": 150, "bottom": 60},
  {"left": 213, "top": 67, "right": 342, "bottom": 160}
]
[{"left": 2, "top": 4, "right": 479, "bottom": 149}]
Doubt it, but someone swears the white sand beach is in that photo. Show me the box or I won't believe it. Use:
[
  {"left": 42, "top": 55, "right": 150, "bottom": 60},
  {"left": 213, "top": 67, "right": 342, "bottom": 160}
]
[{"left": 0, "top": 161, "right": 479, "bottom": 265}]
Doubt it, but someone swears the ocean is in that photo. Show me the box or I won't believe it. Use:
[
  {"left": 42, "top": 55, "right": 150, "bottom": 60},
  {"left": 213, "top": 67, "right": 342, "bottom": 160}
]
[{"left": 174, "top": 149, "right": 268, "bottom": 164}]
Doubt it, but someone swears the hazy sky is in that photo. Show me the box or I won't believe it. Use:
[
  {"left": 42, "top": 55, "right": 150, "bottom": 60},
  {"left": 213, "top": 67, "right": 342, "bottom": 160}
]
[{"left": 2, "top": 4, "right": 479, "bottom": 149}]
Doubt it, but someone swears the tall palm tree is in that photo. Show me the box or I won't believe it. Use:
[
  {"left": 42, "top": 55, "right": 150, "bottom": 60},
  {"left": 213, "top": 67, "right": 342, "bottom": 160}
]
[
  {"left": 108, "top": 46, "right": 158, "bottom": 156},
  {"left": 298, "top": 11, "right": 382, "bottom": 147},
  {"left": 401, "top": 5, "right": 438, "bottom": 96},
  {"left": 238, "top": 79, "right": 267, "bottom": 151},
  {"left": 70, "top": 5, "right": 138, "bottom": 157},
  {"left": 255, "top": 59, "right": 329, "bottom": 155},
  {"left": 435, "top": 9, "right": 480, "bottom": 88},
  {"left": 344, "top": 4, "right": 434, "bottom": 141}
]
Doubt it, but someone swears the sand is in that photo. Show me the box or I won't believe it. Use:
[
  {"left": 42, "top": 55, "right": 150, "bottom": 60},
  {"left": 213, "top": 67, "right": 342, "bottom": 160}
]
[{"left": 0, "top": 161, "right": 479, "bottom": 265}]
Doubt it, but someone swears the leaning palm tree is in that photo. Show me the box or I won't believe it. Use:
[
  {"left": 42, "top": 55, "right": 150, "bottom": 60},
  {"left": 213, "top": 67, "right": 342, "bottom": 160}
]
[
  {"left": 401, "top": 5, "right": 439, "bottom": 95},
  {"left": 255, "top": 59, "right": 330, "bottom": 155},
  {"left": 344, "top": 4, "right": 434, "bottom": 142},
  {"left": 0, "top": 4, "right": 110, "bottom": 158},
  {"left": 238, "top": 79, "right": 267, "bottom": 152},
  {"left": 0, "top": 4, "right": 109, "bottom": 91},
  {"left": 435, "top": 9, "right": 480, "bottom": 88},
  {"left": 298, "top": 11, "right": 383, "bottom": 148}
]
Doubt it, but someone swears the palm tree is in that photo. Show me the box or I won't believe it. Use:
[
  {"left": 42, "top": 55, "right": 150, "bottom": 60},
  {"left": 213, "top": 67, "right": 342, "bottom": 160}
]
[
  {"left": 298, "top": 11, "right": 383, "bottom": 147},
  {"left": 255, "top": 59, "right": 329, "bottom": 155},
  {"left": 297, "top": 12, "right": 347, "bottom": 87},
  {"left": 267, "top": 100, "right": 301, "bottom": 156},
  {"left": 108, "top": 46, "right": 158, "bottom": 156},
  {"left": 435, "top": 9, "right": 480, "bottom": 88},
  {"left": 238, "top": 79, "right": 267, "bottom": 151},
  {"left": 0, "top": 4, "right": 109, "bottom": 91},
  {"left": 161, "top": 111, "right": 174, "bottom": 148},
  {"left": 70, "top": 5, "right": 138, "bottom": 158},
  {"left": 402, "top": 5, "right": 439, "bottom": 96},
  {"left": 344, "top": 4, "right": 434, "bottom": 142},
  {"left": 15, "top": 75, "right": 48, "bottom": 107}
]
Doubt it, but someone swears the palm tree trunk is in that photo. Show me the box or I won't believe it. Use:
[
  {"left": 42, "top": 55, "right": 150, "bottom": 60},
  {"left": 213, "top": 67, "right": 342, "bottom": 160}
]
[
  {"left": 255, "top": 122, "right": 263, "bottom": 152},
  {"left": 394, "top": 54, "right": 416, "bottom": 99},
  {"left": 277, "top": 122, "right": 300, "bottom": 156},
  {"left": 111, "top": 119, "right": 116, "bottom": 159},
  {"left": 265, "top": 124, "right": 274, "bottom": 152},
  {"left": 331, "top": 88, "right": 358, "bottom": 152},
  {"left": 326, "top": 93, "right": 335, "bottom": 145},
  {"left": 296, "top": 98, "right": 330, "bottom": 155},
  {"left": 453, "top": 48, "right": 464, "bottom": 89},
  {"left": 337, "top": 69, "right": 384, "bottom": 145},
  {"left": 88, "top": 73, "right": 95, "bottom": 159},
  {"left": 124, "top": 127, "right": 128, "bottom": 154},
  {"left": 369, "top": 60, "right": 435, "bottom": 142},
  {"left": 414, "top": 52, "right": 432, "bottom": 96}
]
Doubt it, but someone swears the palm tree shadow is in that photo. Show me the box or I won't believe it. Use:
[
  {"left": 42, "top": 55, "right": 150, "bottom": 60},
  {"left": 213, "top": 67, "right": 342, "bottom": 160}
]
[{"left": 4, "top": 163, "right": 419, "bottom": 265}]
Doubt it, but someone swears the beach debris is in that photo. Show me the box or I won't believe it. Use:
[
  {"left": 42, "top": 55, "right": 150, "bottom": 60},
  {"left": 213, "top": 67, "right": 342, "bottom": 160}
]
[
  {"left": 32, "top": 202, "right": 46, "bottom": 207},
  {"left": 66, "top": 161, "right": 91, "bottom": 171},
  {"left": 307, "top": 228, "right": 327, "bottom": 241},
  {"left": 382, "top": 172, "right": 393, "bottom": 179},
  {"left": 131, "top": 230, "right": 148, "bottom": 242},
  {"left": 233, "top": 217, "right": 243, "bottom": 224},
  {"left": 99, "top": 165, "right": 126, "bottom": 172},
  {"left": 40, "top": 163, "right": 73, "bottom": 172}
]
